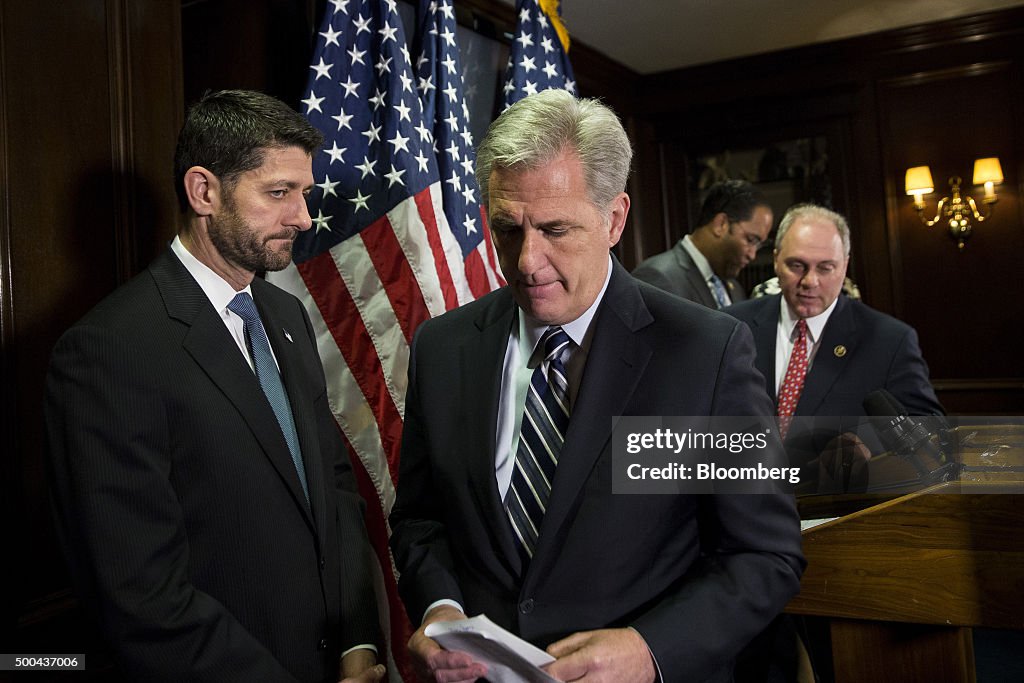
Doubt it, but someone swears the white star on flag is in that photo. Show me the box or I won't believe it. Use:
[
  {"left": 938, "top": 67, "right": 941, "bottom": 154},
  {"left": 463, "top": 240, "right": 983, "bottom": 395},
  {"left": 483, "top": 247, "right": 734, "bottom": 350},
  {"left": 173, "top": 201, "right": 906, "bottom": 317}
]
[
  {"left": 412, "top": 0, "right": 504, "bottom": 304},
  {"left": 265, "top": 4, "right": 505, "bottom": 680},
  {"left": 503, "top": 0, "right": 577, "bottom": 109}
]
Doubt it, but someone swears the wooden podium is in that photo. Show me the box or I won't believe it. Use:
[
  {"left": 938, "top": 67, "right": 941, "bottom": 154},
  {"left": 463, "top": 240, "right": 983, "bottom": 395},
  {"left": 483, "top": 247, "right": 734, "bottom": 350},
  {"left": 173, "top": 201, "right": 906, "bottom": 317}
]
[{"left": 787, "top": 424, "right": 1024, "bottom": 682}]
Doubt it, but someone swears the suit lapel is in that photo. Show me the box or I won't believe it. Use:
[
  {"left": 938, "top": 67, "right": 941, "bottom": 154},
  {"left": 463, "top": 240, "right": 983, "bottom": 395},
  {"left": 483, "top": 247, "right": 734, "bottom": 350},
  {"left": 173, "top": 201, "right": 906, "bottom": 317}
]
[
  {"left": 675, "top": 243, "right": 717, "bottom": 309},
  {"left": 726, "top": 277, "right": 747, "bottom": 303},
  {"left": 797, "top": 296, "right": 856, "bottom": 416},
  {"left": 530, "top": 262, "right": 653, "bottom": 573},
  {"left": 151, "top": 251, "right": 315, "bottom": 530},
  {"left": 463, "top": 291, "right": 524, "bottom": 573},
  {"left": 751, "top": 296, "right": 780, "bottom": 403}
]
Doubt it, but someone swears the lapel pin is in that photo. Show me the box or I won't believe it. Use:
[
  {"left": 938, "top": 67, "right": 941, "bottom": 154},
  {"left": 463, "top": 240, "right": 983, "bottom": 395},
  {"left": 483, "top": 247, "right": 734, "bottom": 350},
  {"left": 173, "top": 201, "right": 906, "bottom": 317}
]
[
  {"left": 833, "top": 345, "right": 847, "bottom": 358},
  {"left": 284, "top": 330, "right": 293, "bottom": 343}
]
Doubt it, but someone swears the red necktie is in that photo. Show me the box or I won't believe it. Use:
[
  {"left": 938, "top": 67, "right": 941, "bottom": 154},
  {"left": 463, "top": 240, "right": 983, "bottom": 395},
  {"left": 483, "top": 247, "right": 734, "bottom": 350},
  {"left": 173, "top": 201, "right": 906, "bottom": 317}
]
[{"left": 777, "top": 319, "right": 809, "bottom": 438}]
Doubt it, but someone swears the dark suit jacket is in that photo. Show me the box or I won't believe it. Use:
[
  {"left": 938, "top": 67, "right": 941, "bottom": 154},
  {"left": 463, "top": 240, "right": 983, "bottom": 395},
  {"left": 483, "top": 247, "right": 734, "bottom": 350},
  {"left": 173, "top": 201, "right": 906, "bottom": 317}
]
[
  {"left": 724, "top": 294, "right": 944, "bottom": 418},
  {"left": 632, "top": 238, "right": 747, "bottom": 308},
  {"left": 45, "top": 248, "right": 379, "bottom": 682},
  {"left": 390, "top": 262, "right": 804, "bottom": 682},
  {"left": 725, "top": 296, "right": 944, "bottom": 494}
]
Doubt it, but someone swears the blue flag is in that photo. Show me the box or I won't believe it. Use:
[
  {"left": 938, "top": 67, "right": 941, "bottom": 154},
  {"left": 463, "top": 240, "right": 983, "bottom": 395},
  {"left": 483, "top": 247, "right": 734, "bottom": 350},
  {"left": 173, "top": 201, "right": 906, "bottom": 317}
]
[{"left": 503, "top": 0, "right": 577, "bottom": 108}]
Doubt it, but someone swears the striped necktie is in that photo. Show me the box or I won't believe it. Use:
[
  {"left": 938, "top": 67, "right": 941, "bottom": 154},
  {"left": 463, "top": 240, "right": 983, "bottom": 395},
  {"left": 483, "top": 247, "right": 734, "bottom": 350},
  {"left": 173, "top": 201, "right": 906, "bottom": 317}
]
[
  {"left": 505, "top": 326, "right": 572, "bottom": 559},
  {"left": 228, "top": 292, "right": 309, "bottom": 502},
  {"left": 709, "top": 274, "right": 730, "bottom": 309}
]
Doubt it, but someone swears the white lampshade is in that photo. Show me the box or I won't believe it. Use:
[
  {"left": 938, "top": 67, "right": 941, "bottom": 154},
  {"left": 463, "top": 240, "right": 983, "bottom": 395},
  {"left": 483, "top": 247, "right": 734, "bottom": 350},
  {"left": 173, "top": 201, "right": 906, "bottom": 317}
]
[
  {"left": 973, "top": 157, "right": 1004, "bottom": 186},
  {"left": 905, "top": 166, "right": 934, "bottom": 195}
]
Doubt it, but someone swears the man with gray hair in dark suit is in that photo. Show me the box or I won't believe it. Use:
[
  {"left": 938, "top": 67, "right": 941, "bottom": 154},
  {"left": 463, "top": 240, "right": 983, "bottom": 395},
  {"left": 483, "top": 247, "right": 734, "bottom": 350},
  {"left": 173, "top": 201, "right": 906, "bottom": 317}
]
[{"left": 391, "top": 88, "right": 804, "bottom": 683}]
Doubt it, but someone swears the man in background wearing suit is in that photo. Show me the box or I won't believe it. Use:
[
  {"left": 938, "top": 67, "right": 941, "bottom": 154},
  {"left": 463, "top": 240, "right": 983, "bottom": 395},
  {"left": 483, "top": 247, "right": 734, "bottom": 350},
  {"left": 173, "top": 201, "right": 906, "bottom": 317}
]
[
  {"left": 633, "top": 179, "right": 773, "bottom": 308},
  {"left": 725, "top": 204, "right": 943, "bottom": 488},
  {"left": 390, "top": 89, "right": 804, "bottom": 683},
  {"left": 45, "top": 91, "right": 384, "bottom": 683}
]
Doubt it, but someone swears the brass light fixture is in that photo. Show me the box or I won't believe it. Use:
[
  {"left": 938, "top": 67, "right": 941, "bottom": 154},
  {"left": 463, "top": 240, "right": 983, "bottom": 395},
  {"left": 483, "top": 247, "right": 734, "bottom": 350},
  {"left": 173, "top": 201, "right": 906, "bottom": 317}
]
[{"left": 905, "top": 157, "right": 1003, "bottom": 250}]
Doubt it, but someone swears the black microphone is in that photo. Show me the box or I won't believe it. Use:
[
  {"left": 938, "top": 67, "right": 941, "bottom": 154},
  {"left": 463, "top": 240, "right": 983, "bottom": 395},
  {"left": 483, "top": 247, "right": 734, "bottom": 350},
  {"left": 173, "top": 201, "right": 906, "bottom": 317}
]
[{"left": 862, "top": 389, "right": 955, "bottom": 482}]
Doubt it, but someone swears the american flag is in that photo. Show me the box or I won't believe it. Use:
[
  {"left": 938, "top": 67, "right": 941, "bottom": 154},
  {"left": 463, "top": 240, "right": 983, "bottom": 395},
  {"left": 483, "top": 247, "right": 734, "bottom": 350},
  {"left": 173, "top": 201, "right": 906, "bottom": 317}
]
[
  {"left": 266, "top": 0, "right": 500, "bottom": 679},
  {"left": 413, "top": 0, "right": 504, "bottom": 297},
  {"left": 503, "top": 0, "right": 577, "bottom": 108}
]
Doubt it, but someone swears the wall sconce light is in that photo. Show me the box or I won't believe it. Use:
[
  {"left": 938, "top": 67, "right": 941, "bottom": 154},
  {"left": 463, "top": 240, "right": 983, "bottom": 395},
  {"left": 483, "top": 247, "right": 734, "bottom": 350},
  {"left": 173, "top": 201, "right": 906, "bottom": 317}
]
[{"left": 905, "top": 158, "right": 1003, "bottom": 250}]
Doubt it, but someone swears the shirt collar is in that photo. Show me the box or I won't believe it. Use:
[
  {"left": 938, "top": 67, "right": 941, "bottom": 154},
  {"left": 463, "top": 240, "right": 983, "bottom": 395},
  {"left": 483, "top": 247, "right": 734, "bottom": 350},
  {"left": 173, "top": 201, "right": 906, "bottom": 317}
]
[
  {"left": 518, "top": 253, "right": 613, "bottom": 359},
  {"left": 681, "top": 234, "right": 716, "bottom": 283},
  {"left": 171, "top": 235, "right": 252, "bottom": 313},
  {"left": 779, "top": 293, "right": 839, "bottom": 345}
]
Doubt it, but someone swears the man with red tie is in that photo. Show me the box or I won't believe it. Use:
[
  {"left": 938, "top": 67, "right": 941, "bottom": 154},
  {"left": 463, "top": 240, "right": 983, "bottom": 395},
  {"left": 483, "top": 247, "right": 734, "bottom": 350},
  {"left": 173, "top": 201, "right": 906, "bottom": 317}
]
[
  {"left": 725, "top": 203, "right": 943, "bottom": 681},
  {"left": 725, "top": 203, "right": 944, "bottom": 483}
]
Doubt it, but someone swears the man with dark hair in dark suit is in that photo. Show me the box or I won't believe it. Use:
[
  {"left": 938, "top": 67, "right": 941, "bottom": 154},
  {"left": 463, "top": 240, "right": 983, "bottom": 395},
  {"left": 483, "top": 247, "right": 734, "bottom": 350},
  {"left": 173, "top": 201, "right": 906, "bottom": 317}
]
[
  {"left": 45, "top": 90, "right": 384, "bottom": 683},
  {"left": 390, "top": 89, "right": 804, "bottom": 683},
  {"left": 633, "top": 179, "right": 773, "bottom": 308}
]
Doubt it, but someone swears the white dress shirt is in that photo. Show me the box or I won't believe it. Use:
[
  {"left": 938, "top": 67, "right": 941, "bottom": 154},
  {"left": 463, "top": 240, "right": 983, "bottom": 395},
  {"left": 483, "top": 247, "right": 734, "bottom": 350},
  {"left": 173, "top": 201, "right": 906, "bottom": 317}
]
[
  {"left": 171, "top": 236, "right": 281, "bottom": 372},
  {"left": 773, "top": 295, "right": 839, "bottom": 393},
  {"left": 424, "top": 256, "right": 613, "bottom": 621},
  {"left": 493, "top": 255, "right": 613, "bottom": 499}
]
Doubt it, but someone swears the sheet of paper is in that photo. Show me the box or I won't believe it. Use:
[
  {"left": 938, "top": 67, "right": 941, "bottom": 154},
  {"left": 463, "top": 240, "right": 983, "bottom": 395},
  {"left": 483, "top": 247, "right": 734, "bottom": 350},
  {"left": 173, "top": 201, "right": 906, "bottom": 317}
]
[
  {"left": 800, "top": 517, "right": 839, "bottom": 531},
  {"left": 424, "top": 614, "right": 559, "bottom": 683}
]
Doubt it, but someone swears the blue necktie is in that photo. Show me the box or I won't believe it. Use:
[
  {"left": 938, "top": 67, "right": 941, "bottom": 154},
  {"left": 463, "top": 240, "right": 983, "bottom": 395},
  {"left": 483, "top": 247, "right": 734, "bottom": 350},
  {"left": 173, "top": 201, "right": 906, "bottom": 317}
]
[
  {"left": 506, "top": 327, "right": 572, "bottom": 559},
  {"left": 228, "top": 292, "right": 309, "bottom": 502},
  {"left": 709, "top": 274, "right": 730, "bottom": 309}
]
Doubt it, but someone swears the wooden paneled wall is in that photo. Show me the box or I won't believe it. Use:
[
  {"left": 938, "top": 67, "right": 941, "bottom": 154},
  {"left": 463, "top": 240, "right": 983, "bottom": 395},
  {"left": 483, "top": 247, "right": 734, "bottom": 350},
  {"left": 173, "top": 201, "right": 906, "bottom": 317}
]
[
  {"left": 181, "top": 0, "right": 317, "bottom": 108},
  {"left": 877, "top": 61, "right": 1022, "bottom": 411},
  {"left": 0, "top": 0, "right": 182, "bottom": 667}
]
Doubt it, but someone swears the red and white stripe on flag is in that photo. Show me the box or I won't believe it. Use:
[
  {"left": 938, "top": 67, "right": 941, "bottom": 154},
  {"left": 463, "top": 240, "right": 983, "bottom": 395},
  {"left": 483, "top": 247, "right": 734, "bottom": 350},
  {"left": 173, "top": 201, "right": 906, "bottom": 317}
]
[{"left": 267, "top": 1, "right": 503, "bottom": 680}]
